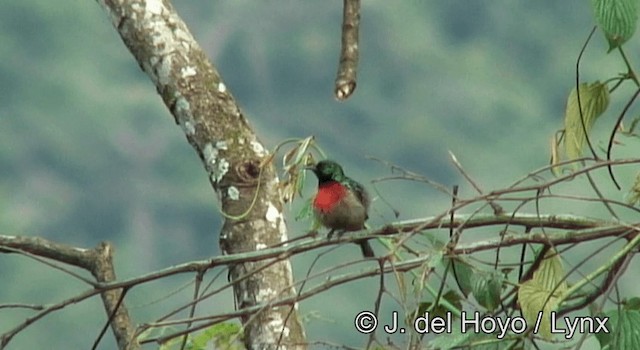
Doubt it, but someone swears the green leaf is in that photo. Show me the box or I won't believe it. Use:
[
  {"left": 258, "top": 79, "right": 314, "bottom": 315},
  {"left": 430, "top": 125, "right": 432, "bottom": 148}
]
[
  {"left": 429, "top": 321, "right": 522, "bottom": 350},
  {"left": 411, "top": 250, "right": 444, "bottom": 297},
  {"left": 626, "top": 171, "right": 640, "bottom": 206},
  {"left": 518, "top": 249, "right": 568, "bottom": 340},
  {"left": 592, "top": 0, "right": 639, "bottom": 51},
  {"left": 448, "top": 257, "right": 503, "bottom": 311},
  {"left": 623, "top": 116, "right": 640, "bottom": 134},
  {"left": 296, "top": 198, "right": 313, "bottom": 221},
  {"left": 472, "top": 270, "right": 503, "bottom": 312},
  {"left": 451, "top": 258, "right": 474, "bottom": 297},
  {"left": 624, "top": 297, "right": 640, "bottom": 310},
  {"left": 563, "top": 82, "right": 610, "bottom": 162},
  {"left": 427, "top": 249, "right": 444, "bottom": 269},
  {"left": 595, "top": 309, "right": 640, "bottom": 349},
  {"left": 429, "top": 322, "right": 473, "bottom": 350},
  {"left": 159, "top": 323, "right": 243, "bottom": 350},
  {"left": 410, "top": 290, "right": 463, "bottom": 324}
]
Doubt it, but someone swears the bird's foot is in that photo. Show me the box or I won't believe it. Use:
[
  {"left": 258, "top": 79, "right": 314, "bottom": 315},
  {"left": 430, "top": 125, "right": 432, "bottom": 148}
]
[{"left": 328, "top": 229, "right": 346, "bottom": 240}]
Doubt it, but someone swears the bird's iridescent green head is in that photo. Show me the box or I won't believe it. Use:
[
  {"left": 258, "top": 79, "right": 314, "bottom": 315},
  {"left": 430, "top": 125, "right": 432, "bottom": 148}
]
[{"left": 309, "top": 160, "right": 346, "bottom": 183}]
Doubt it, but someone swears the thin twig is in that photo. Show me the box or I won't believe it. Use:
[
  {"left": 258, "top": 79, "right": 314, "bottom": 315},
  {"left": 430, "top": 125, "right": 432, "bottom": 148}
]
[
  {"left": 606, "top": 87, "right": 640, "bottom": 189},
  {"left": 449, "top": 151, "right": 504, "bottom": 214},
  {"left": 179, "top": 270, "right": 205, "bottom": 350},
  {"left": 574, "top": 26, "right": 599, "bottom": 160}
]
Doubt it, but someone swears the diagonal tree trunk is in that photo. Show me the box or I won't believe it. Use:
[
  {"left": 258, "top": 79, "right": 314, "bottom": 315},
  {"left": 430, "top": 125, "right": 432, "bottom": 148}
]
[{"left": 95, "top": 0, "right": 306, "bottom": 348}]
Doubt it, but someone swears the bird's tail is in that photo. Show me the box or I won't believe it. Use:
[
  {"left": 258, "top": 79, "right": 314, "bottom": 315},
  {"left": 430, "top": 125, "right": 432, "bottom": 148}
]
[{"left": 357, "top": 240, "right": 375, "bottom": 258}]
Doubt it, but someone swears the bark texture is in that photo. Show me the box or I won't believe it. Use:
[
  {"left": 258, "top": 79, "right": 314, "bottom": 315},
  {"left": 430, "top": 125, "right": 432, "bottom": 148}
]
[{"left": 96, "top": 0, "right": 306, "bottom": 348}]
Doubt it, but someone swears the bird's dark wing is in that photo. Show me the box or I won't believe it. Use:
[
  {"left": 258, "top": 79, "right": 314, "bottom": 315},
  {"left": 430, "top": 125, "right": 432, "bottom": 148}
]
[{"left": 345, "top": 177, "right": 370, "bottom": 210}]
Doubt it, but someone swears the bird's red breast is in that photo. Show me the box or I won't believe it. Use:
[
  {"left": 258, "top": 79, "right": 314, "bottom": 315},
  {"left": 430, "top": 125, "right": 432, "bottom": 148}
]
[{"left": 313, "top": 181, "right": 347, "bottom": 213}]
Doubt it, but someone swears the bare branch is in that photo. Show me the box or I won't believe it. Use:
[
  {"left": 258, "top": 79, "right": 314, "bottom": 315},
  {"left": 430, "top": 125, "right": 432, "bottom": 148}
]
[
  {"left": 0, "top": 239, "right": 136, "bottom": 350},
  {"left": 334, "top": 0, "right": 361, "bottom": 100}
]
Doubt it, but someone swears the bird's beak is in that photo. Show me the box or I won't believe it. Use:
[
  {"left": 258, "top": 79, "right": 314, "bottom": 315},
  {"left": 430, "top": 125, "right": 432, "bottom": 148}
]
[{"left": 304, "top": 164, "right": 317, "bottom": 173}]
